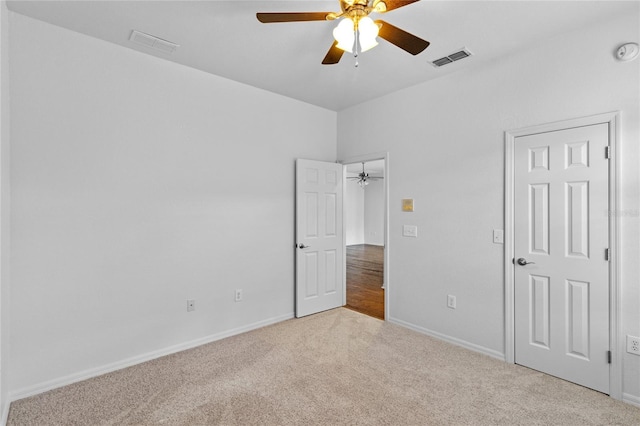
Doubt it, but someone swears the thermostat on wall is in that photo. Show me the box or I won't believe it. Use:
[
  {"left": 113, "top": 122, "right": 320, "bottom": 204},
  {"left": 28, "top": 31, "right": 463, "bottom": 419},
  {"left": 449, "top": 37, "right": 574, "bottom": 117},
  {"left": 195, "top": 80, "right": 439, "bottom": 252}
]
[{"left": 402, "top": 199, "right": 414, "bottom": 212}]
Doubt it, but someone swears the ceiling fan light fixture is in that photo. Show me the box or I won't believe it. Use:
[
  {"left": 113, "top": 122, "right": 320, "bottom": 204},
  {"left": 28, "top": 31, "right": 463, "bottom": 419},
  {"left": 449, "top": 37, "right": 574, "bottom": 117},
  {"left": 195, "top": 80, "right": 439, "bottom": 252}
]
[
  {"left": 333, "top": 18, "right": 355, "bottom": 52},
  {"left": 348, "top": 162, "right": 383, "bottom": 188},
  {"left": 358, "top": 178, "right": 370, "bottom": 187},
  {"left": 358, "top": 17, "right": 379, "bottom": 52},
  {"left": 257, "top": 0, "right": 427, "bottom": 65}
]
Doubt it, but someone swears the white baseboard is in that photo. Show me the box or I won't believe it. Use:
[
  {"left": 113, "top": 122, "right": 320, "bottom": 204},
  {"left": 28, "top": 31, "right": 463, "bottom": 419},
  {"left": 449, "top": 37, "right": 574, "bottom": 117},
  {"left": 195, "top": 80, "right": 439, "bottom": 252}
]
[
  {"left": 8, "top": 312, "right": 294, "bottom": 403},
  {"left": 623, "top": 393, "right": 640, "bottom": 408},
  {"left": 388, "top": 317, "right": 640, "bottom": 408},
  {"left": 388, "top": 316, "right": 506, "bottom": 361}
]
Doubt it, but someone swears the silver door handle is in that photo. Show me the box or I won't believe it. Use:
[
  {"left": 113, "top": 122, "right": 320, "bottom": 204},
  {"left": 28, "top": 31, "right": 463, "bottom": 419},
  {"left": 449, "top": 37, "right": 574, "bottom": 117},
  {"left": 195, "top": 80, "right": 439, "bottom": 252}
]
[
  {"left": 516, "top": 257, "right": 535, "bottom": 266},
  {"left": 298, "top": 244, "right": 311, "bottom": 249}
]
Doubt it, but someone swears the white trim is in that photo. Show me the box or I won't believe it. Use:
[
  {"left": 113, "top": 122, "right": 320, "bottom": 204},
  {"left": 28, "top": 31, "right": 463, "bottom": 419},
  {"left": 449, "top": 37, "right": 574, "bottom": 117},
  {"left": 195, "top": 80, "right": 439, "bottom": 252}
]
[
  {"left": 504, "top": 131, "right": 515, "bottom": 364},
  {"left": 608, "top": 113, "right": 622, "bottom": 401},
  {"left": 623, "top": 393, "right": 640, "bottom": 408},
  {"left": 388, "top": 316, "right": 506, "bottom": 361},
  {"left": 1, "top": 399, "right": 9, "bottom": 426},
  {"left": 340, "top": 152, "right": 390, "bottom": 320},
  {"left": 8, "top": 312, "right": 293, "bottom": 403},
  {"left": 504, "top": 111, "right": 621, "bottom": 400}
]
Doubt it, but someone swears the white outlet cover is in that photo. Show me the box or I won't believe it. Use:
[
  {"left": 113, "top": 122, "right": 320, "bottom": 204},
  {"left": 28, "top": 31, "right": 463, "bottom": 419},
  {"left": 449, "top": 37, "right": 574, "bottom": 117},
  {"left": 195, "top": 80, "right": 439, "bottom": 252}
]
[
  {"left": 403, "top": 225, "right": 418, "bottom": 237},
  {"left": 627, "top": 335, "right": 640, "bottom": 355},
  {"left": 493, "top": 229, "right": 504, "bottom": 244},
  {"left": 447, "top": 295, "right": 456, "bottom": 309}
]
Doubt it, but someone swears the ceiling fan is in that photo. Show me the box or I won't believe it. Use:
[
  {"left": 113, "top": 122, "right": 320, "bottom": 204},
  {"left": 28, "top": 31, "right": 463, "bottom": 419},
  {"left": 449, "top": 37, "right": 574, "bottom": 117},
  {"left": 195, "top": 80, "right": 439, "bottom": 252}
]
[
  {"left": 256, "top": 0, "right": 430, "bottom": 65},
  {"left": 348, "top": 163, "right": 383, "bottom": 187}
]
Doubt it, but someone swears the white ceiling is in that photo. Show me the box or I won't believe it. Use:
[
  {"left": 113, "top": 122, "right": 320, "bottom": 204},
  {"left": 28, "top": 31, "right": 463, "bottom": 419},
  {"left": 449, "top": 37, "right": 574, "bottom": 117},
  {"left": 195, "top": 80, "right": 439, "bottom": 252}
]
[
  {"left": 346, "top": 159, "right": 384, "bottom": 175},
  {"left": 6, "top": 1, "right": 636, "bottom": 111}
]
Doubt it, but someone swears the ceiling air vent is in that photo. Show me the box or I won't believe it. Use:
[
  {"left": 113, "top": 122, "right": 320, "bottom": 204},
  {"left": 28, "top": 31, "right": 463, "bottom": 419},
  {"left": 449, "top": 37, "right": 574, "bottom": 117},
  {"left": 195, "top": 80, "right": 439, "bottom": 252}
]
[
  {"left": 129, "top": 30, "right": 179, "bottom": 54},
  {"left": 432, "top": 57, "right": 453, "bottom": 67},
  {"left": 431, "top": 48, "right": 472, "bottom": 67}
]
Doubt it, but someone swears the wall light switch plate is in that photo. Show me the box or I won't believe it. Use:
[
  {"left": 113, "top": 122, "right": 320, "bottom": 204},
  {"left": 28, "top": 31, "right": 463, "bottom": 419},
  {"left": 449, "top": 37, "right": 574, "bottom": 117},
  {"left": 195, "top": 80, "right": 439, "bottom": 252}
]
[
  {"left": 493, "top": 229, "right": 504, "bottom": 244},
  {"left": 403, "top": 225, "right": 418, "bottom": 237}
]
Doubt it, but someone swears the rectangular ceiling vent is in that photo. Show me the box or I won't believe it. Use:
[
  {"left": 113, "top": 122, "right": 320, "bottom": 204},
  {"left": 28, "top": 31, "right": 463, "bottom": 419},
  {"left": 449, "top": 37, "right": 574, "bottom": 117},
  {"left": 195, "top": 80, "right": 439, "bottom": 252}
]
[
  {"left": 129, "top": 30, "right": 179, "bottom": 54},
  {"left": 431, "top": 48, "right": 472, "bottom": 67}
]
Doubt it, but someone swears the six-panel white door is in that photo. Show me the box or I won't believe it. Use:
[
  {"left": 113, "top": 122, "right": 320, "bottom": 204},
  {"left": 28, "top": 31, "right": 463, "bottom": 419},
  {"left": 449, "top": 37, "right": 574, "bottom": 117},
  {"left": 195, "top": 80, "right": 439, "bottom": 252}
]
[
  {"left": 514, "top": 124, "right": 610, "bottom": 394},
  {"left": 295, "top": 159, "right": 344, "bottom": 318}
]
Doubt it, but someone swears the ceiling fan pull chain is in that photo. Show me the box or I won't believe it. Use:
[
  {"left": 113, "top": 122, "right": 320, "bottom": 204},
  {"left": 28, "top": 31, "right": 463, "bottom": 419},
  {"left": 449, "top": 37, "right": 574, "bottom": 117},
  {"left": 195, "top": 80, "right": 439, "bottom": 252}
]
[{"left": 354, "top": 28, "right": 360, "bottom": 67}]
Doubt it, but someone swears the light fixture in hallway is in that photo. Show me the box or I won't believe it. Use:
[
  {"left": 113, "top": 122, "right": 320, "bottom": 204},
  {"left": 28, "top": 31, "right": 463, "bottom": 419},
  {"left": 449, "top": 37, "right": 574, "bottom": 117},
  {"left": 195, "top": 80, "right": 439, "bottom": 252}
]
[{"left": 347, "top": 162, "right": 383, "bottom": 188}]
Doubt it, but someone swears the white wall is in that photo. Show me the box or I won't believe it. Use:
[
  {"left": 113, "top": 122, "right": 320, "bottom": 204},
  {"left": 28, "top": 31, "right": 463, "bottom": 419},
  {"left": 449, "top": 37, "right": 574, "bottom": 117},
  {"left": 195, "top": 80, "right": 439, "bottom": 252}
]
[
  {"left": 8, "top": 13, "right": 336, "bottom": 394},
  {"left": 364, "top": 178, "right": 384, "bottom": 246},
  {"left": 338, "top": 12, "right": 640, "bottom": 403},
  {"left": 0, "top": 0, "right": 11, "bottom": 418},
  {"left": 345, "top": 176, "right": 364, "bottom": 245}
]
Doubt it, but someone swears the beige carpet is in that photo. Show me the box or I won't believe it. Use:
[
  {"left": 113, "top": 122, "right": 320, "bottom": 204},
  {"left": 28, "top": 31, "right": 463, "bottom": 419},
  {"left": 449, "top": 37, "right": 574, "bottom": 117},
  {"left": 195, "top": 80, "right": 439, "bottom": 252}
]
[{"left": 8, "top": 308, "right": 640, "bottom": 425}]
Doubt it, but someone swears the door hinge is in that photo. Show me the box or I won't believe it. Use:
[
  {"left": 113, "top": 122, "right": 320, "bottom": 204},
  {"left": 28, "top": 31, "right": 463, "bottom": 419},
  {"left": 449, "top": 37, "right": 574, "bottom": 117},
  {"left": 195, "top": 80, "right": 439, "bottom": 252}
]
[
  {"left": 607, "top": 350, "right": 612, "bottom": 364},
  {"left": 605, "top": 248, "right": 610, "bottom": 261},
  {"left": 605, "top": 146, "right": 611, "bottom": 159}
]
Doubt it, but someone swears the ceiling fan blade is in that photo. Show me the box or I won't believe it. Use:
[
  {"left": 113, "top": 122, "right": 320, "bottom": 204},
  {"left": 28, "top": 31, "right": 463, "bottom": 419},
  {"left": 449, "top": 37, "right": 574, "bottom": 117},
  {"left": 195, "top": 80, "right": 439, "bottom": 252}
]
[
  {"left": 322, "top": 41, "right": 345, "bottom": 65},
  {"left": 256, "top": 12, "right": 331, "bottom": 23},
  {"left": 373, "top": 0, "right": 420, "bottom": 13},
  {"left": 375, "top": 20, "right": 430, "bottom": 55}
]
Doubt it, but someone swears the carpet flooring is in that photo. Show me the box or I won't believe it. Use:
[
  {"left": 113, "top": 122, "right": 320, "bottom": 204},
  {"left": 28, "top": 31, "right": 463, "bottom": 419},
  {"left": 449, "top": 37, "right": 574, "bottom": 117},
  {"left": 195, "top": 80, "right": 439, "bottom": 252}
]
[{"left": 8, "top": 308, "right": 640, "bottom": 425}]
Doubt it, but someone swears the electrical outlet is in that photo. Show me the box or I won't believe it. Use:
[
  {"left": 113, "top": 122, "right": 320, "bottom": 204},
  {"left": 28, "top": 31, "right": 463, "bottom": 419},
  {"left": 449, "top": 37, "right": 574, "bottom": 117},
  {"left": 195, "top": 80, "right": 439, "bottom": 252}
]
[
  {"left": 235, "top": 289, "right": 243, "bottom": 302},
  {"left": 187, "top": 299, "right": 195, "bottom": 312},
  {"left": 447, "top": 295, "right": 456, "bottom": 309},
  {"left": 403, "top": 225, "right": 418, "bottom": 238},
  {"left": 493, "top": 229, "right": 504, "bottom": 244},
  {"left": 627, "top": 335, "right": 640, "bottom": 355}
]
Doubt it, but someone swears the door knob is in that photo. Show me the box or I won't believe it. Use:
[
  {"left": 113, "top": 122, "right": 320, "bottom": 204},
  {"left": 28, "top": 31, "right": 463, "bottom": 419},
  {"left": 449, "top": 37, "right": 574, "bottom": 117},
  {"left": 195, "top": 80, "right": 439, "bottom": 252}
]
[
  {"left": 516, "top": 257, "right": 535, "bottom": 266},
  {"left": 298, "top": 244, "right": 311, "bottom": 249}
]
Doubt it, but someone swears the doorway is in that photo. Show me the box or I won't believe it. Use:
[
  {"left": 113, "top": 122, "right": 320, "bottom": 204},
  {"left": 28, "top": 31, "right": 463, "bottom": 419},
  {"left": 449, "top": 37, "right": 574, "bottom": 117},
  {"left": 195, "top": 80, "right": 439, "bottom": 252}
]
[
  {"left": 504, "top": 112, "right": 621, "bottom": 399},
  {"left": 344, "top": 158, "right": 386, "bottom": 320}
]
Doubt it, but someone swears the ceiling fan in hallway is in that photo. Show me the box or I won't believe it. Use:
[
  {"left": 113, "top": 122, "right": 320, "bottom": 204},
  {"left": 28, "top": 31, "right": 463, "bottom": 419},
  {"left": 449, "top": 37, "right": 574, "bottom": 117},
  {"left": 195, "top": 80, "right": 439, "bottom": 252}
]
[
  {"left": 348, "top": 162, "right": 383, "bottom": 188},
  {"left": 256, "top": 0, "right": 430, "bottom": 65}
]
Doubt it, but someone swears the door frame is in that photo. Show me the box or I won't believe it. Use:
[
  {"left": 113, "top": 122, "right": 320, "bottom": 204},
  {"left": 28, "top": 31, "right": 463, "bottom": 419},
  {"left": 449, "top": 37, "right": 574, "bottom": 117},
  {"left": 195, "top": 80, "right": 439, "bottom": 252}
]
[
  {"left": 504, "top": 112, "right": 621, "bottom": 400},
  {"left": 340, "top": 152, "right": 390, "bottom": 320}
]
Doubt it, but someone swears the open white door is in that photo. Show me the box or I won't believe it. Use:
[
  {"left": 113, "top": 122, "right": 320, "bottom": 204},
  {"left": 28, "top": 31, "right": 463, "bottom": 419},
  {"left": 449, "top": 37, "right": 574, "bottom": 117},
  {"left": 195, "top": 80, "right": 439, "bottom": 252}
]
[
  {"left": 295, "top": 159, "right": 344, "bottom": 318},
  {"left": 514, "top": 123, "right": 610, "bottom": 393}
]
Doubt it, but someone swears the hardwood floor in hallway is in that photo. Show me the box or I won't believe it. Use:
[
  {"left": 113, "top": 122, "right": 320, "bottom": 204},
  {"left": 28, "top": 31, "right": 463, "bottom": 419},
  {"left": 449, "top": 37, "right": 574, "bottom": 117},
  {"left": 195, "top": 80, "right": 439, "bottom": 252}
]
[{"left": 346, "top": 244, "right": 384, "bottom": 320}]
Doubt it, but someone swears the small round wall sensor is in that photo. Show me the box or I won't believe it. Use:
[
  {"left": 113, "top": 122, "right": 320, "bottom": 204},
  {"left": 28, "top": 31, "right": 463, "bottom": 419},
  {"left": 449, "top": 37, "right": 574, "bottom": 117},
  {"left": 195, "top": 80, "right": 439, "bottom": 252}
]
[{"left": 616, "top": 42, "right": 639, "bottom": 61}]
